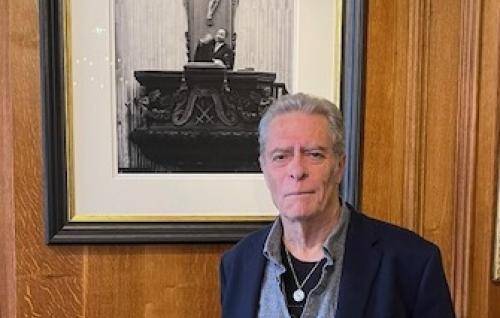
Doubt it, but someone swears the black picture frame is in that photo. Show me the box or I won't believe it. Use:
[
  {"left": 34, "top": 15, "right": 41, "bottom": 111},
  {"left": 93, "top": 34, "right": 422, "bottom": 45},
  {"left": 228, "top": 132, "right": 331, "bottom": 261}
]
[{"left": 39, "top": 0, "right": 365, "bottom": 243}]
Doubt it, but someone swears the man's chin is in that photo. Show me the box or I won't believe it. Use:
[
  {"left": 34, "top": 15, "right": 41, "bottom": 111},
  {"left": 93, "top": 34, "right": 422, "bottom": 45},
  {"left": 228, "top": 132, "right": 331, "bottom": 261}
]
[{"left": 279, "top": 208, "right": 318, "bottom": 222}]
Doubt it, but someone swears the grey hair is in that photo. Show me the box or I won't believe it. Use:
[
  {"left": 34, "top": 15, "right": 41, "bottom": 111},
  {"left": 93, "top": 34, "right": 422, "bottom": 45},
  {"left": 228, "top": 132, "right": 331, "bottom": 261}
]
[{"left": 258, "top": 93, "right": 345, "bottom": 156}]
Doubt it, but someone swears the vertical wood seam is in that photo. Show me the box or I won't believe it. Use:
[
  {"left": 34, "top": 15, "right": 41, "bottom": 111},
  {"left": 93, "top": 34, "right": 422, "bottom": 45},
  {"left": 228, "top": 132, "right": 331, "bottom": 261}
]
[
  {"left": 403, "top": 0, "right": 430, "bottom": 234},
  {"left": 403, "top": 0, "right": 420, "bottom": 232},
  {"left": 0, "top": 0, "right": 16, "bottom": 316},
  {"left": 493, "top": 15, "right": 500, "bottom": 284},
  {"left": 452, "top": 0, "right": 482, "bottom": 316},
  {"left": 418, "top": 0, "right": 431, "bottom": 237}
]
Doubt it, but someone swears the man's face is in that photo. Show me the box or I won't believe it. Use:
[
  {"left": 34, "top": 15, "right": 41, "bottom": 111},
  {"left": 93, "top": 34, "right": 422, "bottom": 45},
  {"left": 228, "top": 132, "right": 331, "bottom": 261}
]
[
  {"left": 260, "top": 112, "right": 345, "bottom": 223},
  {"left": 215, "top": 29, "right": 227, "bottom": 42}
]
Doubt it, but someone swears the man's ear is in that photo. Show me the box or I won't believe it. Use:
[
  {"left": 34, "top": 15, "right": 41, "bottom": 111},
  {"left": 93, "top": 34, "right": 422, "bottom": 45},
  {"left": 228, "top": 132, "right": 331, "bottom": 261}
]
[{"left": 334, "top": 153, "right": 347, "bottom": 184}]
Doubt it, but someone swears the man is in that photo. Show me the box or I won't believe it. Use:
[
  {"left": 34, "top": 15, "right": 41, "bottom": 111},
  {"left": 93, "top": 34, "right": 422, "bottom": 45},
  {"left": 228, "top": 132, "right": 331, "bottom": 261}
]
[
  {"left": 212, "top": 28, "right": 234, "bottom": 69},
  {"left": 220, "top": 93, "right": 455, "bottom": 317},
  {"left": 194, "top": 28, "right": 234, "bottom": 69}
]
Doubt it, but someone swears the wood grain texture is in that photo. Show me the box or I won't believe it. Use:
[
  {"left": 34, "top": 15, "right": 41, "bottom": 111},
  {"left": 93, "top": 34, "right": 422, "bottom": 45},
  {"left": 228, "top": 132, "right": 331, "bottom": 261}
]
[
  {"left": 402, "top": 0, "right": 427, "bottom": 234},
  {"left": 363, "top": 0, "right": 500, "bottom": 317},
  {"left": 418, "top": 0, "right": 459, "bottom": 280},
  {"left": 362, "top": 0, "right": 405, "bottom": 224},
  {"left": 363, "top": 0, "right": 462, "bottom": 249},
  {"left": 468, "top": 0, "right": 500, "bottom": 317},
  {"left": 0, "top": 0, "right": 16, "bottom": 317},
  {"left": 451, "top": 0, "right": 482, "bottom": 315},
  {"left": 11, "top": 1, "right": 85, "bottom": 317},
  {"left": 84, "top": 245, "right": 229, "bottom": 318}
]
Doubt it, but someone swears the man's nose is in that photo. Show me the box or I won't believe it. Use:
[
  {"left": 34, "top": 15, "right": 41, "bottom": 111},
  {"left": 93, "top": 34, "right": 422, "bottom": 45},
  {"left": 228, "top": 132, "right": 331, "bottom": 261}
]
[{"left": 288, "top": 154, "right": 308, "bottom": 181}]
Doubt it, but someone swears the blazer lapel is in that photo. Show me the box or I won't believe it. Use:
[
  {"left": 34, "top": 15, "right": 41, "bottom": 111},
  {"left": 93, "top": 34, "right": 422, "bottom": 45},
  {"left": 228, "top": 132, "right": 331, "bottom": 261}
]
[
  {"left": 229, "top": 230, "right": 268, "bottom": 318},
  {"left": 243, "top": 248, "right": 266, "bottom": 318},
  {"left": 214, "top": 43, "right": 223, "bottom": 54},
  {"left": 336, "top": 211, "right": 381, "bottom": 318}
]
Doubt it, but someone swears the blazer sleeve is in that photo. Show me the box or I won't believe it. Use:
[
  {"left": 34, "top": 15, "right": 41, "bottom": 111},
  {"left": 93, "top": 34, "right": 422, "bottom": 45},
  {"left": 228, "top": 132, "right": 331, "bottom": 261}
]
[
  {"left": 412, "top": 246, "right": 455, "bottom": 317},
  {"left": 219, "top": 253, "right": 227, "bottom": 305}
]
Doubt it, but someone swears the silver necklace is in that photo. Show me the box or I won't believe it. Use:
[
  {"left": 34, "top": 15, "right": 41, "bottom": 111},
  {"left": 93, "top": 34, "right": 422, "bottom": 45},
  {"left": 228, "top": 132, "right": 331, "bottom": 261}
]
[{"left": 284, "top": 248, "right": 322, "bottom": 302}]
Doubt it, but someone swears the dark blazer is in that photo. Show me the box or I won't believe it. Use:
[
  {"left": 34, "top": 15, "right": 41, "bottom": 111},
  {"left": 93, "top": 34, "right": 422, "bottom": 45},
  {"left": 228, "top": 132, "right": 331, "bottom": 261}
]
[
  {"left": 220, "top": 206, "right": 455, "bottom": 318},
  {"left": 213, "top": 43, "right": 234, "bottom": 70},
  {"left": 193, "top": 41, "right": 234, "bottom": 70},
  {"left": 194, "top": 40, "right": 215, "bottom": 63}
]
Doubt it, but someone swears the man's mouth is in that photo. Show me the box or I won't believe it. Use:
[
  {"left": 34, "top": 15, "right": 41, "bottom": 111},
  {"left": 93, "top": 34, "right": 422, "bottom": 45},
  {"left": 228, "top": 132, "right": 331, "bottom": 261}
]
[{"left": 285, "top": 191, "right": 314, "bottom": 197}]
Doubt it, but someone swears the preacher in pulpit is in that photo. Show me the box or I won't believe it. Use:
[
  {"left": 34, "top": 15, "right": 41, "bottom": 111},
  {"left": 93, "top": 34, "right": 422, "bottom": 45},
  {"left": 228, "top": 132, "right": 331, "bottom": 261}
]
[{"left": 194, "top": 28, "right": 234, "bottom": 69}]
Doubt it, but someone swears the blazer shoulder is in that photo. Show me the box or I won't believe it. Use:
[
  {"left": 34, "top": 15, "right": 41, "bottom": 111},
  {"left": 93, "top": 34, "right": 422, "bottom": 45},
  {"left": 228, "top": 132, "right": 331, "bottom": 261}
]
[
  {"left": 222, "top": 223, "right": 272, "bottom": 264},
  {"left": 351, "top": 208, "right": 439, "bottom": 257}
]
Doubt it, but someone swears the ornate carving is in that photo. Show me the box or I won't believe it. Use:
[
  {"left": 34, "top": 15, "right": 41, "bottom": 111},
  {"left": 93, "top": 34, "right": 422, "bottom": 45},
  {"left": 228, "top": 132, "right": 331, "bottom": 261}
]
[
  {"left": 172, "top": 86, "right": 237, "bottom": 126},
  {"left": 231, "top": 32, "right": 237, "bottom": 55},
  {"left": 223, "top": 85, "right": 273, "bottom": 123},
  {"left": 144, "top": 85, "right": 272, "bottom": 127},
  {"left": 207, "top": 0, "right": 221, "bottom": 26},
  {"left": 185, "top": 31, "right": 191, "bottom": 62},
  {"left": 129, "top": 70, "right": 285, "bottom": 171}
]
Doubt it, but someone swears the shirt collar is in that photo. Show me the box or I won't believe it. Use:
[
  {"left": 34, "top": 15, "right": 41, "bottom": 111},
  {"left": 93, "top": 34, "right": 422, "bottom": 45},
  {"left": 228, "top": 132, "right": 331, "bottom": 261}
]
[
  {"left": 214, "top": 42, "right": 224, "bottom": 52},
  {"left": 262, "top": 200, "right": 351, "bottom": 266}
]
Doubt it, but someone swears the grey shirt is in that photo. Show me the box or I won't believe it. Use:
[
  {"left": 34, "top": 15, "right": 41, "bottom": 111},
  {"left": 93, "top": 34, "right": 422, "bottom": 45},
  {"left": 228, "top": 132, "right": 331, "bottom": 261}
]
[{"left": 257, "top": 204, "right": 351, "bottom": 318}]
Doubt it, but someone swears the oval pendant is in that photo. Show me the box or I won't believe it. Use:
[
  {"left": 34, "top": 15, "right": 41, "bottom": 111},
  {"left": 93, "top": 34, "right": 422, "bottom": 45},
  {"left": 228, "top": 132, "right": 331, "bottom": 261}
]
[{"left": 293, "top": 289, "right": 305, "bottom": 302}]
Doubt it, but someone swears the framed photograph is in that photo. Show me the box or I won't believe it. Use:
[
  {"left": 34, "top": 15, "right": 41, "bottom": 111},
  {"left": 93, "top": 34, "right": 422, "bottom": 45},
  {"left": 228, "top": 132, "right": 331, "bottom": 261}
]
[{"left": 40, "top": 0, "right": 365, "bottom": 243}]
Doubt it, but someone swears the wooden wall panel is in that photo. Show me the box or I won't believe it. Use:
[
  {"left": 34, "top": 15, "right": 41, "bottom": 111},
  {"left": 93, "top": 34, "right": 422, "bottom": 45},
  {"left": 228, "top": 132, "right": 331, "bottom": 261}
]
[
  {"left": 84, "top": 245, "right": 227, "bottom": 318},
  {"left": 450, "top": 0, "right": 482, "bottom": 314},
  {"left": 420, "top": 0, "right": 460, "bottom": 272},
  {"left": 0, "top": 0, "right": 15, "bottom": 317},
  {"left": 468, "top": 0, "right": 500, "bottom": 316},
  {"left": 11, "top": 1, "right": 84, "bottom": 317},
  {"left": 362, "top": 0, "right": 404, "bottom": 225},
  {"left": 363, "top": 0, "right": 500, "bottom": 317},
  {"left": 363, "top": 0, "right": 460, "bottom": 274}
]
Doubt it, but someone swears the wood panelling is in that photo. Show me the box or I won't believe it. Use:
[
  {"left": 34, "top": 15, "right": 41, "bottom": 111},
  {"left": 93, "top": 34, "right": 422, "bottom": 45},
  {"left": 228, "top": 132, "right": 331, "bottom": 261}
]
[
  {"left": 468, "top": 0, "right": 500, "bottom": 317},
  {"left": 451, "top": 0, "right": 482, "bottom": 315},
  {"left": 0, "top": 0, "right": 15, "bottom": 317},
  {"left": 402, "top": 0, "right": 426, "bottom": 234},
  {"left": 11, "top": 1, "right": 84, "bottom": 316},
  {"left": 363, "top": 0, "right": 459, "bottom": 280},
  {"left": 363, "top": 0, "right": 462, "bottom": 249},
  {"left": 363, "top": 0, "right": 500, "bottom": 317},
  {"left": 2, "top": 0, "right": 500, "bottom": 317},
  {"left": 84, "top": 245, "right": 227, "bottom": 318},
  {"left": 362, "top": 0, "right": 406, "bottom": 225}
]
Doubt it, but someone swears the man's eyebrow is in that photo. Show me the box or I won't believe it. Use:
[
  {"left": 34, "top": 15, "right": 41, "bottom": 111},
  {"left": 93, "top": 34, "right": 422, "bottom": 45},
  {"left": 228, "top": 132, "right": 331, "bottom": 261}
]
[
  {"left": 268, "top": 147, "right": 293, "bottom": 154},
  {"left": 268, "top": 146, "right": 330, "bottom": 154},
  {"left": 303, "top": 145, "right": 329, "bottom": 151}
]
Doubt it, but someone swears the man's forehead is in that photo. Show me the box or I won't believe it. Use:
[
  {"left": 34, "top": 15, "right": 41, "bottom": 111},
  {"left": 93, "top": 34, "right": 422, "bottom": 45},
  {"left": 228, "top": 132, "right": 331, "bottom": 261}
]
[
  {"left": 263, "top": 113, "right": 333, "bottom": 151},
  {"left": 267, "top": 113, "right": 330, "bottom": 136},
  {"left": 268, "top": 112, "right": 329, "bottom": 128}
]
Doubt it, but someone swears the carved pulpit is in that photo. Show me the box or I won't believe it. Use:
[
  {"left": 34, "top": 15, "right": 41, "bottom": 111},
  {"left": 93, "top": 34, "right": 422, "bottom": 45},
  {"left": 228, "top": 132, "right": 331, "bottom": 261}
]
[{"left": 127, "top": 0, "right": 287, "bottom": 173}]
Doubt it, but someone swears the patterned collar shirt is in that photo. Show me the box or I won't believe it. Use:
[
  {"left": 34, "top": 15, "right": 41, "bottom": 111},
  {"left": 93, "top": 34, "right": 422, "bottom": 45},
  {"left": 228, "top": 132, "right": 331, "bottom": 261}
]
[{"left": 258, "top": 203, "right": 351, "bottom": 318}]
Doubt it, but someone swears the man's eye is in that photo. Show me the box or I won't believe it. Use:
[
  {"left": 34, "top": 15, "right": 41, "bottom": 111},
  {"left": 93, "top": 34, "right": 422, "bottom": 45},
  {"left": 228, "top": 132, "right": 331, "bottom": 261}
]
[
  {"left": 308, "top": 151, "right": 325, "bottom": 159},
  {"left": 272, "top": 154, "right": 286, "bottom": 161}
]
